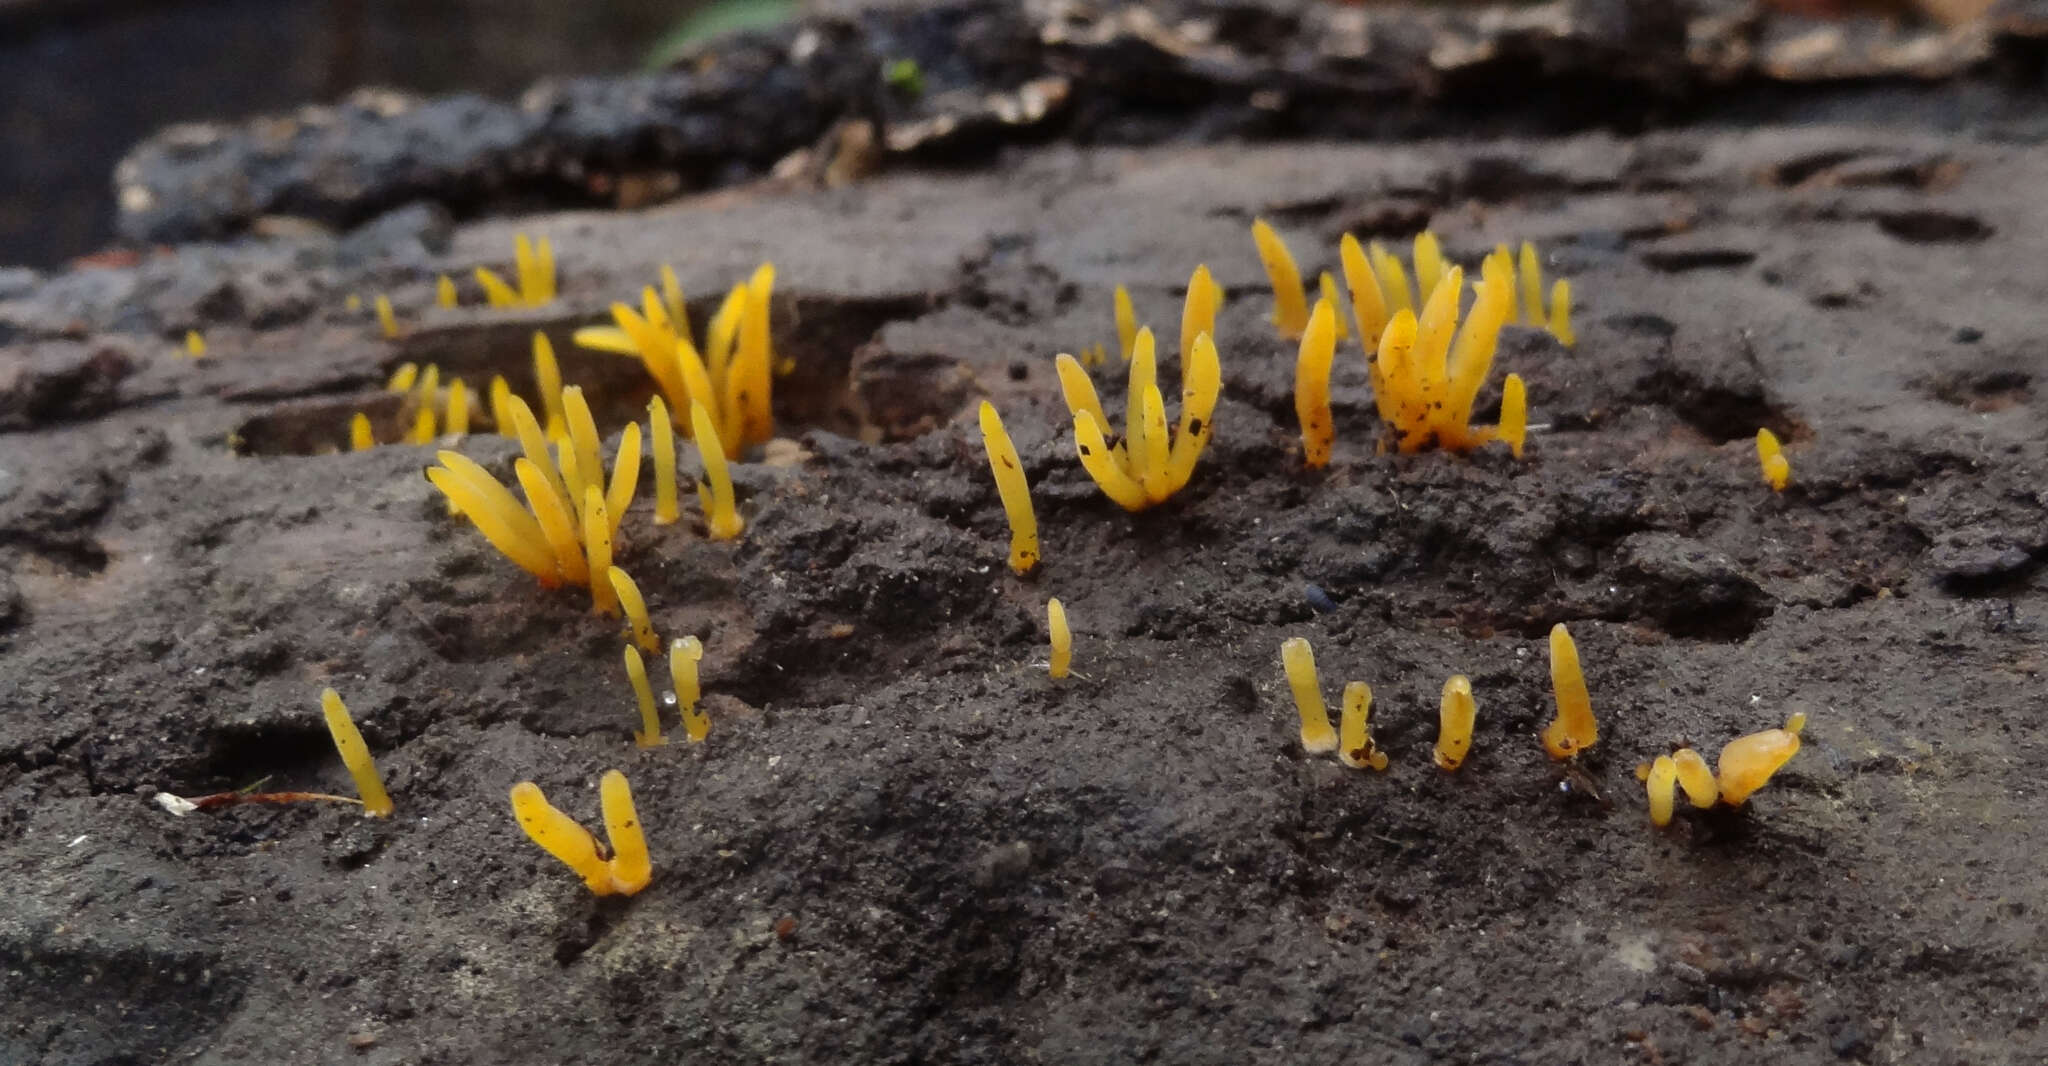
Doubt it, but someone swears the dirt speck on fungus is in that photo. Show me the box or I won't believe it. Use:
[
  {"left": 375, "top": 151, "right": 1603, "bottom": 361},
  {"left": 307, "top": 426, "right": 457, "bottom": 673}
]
[{"left": 6, "top": 23, "right": 2048, "bottom": 1066}]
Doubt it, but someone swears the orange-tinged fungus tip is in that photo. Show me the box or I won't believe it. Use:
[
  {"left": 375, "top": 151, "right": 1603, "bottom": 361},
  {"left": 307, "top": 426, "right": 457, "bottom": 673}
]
[
  {"left": 1279, "top": 637, "right": 1337, "bottom": 754},
  {"left": 1541, "top": 622, "right": 1598, "bottom": 759},
  {"left": 1717, "top": 725, "right": 1802, "bottom": 806}
]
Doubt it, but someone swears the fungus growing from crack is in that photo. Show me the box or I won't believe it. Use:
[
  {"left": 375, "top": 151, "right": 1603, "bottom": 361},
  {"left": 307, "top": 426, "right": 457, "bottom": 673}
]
[
  {"left": 319, "top": 688, "right": 392, "bottom": 817},
  {"left": 1252, "top": 218, "right": 1309, "bottom": 339},
  {"left": 1047, "top": 598, "right": 1070, "bottom": 680},
  {"left": 1718, "top": 713, "right": 1805, "bottom": 806},
  {"left": 608, "top": 566, "right": 658, "bottom": 654},
  {"left": 977, "top": 401, "right": 1038, "bottom": 575},
  {"left": 1294, "top": 299, "right": 1338, "bottom": 468},
  {"left": 1757, "top": 428, "right": 1791, "bottom": 492},
  {"left": 624, "top": 644, "right": 664, "bottom": 748},
  {"left": 1056, "top": 325, "right": 1220, "bottom": 511},
  {"left": 690, "top": 400, "right": 744, "bottom": 540},
  {"left": 476, "top": 233, "right": 557, "bottom": 309},
  {"left": 1279, "top": 637, "right": 1337, "bottom": 754},
  {"left": 1434, "top": 675, "right": 1477, "bottom": 771},
  {"left": 1338, "top": 681, "right": 1388, "bottom": 771},
  {"left": 350, "top": 413, "right": 374, "bottom": 451},
  {"left": 1541, "top": 623, "right": 1598, "bottom": 759},
  {"left": 670, "top": 636, "right": 709, "bottom": 742},
  {"left": 375, "top": 294, "right": 399, "bottom": 339},
  {"left": 508, "top": 770, "right": 650, "bottom": 896}
]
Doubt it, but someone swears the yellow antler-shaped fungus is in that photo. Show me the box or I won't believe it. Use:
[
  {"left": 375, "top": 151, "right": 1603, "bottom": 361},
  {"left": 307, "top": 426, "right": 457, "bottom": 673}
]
[
  {"left": 624, "top": 644, "right": 664, "bottom": 747},
  {"left": 671, "top": 636, "right": 709, "bottom": 742},
  {"left": 977, "top": 402, "right": 1039, "bottom": 575},
  {"left": 1541, "top": 623, "right": 1598, "bottom": 758},
  {"left": 320, "top": 688, "right": 393, "bottom": 817},
  {"left": 1338, "top": 681, "right": 1388, "bottom": 771},
  {"left": 1434, "top": 675, "right": 1477, "bottom": 771},
  {"left": 1279, "top": 637, "right": 1337, "bottom": 754},
  {"left": 1294, "top": 299, "right": 1338, "bottom": 468},
  {"left": 1718, "top": 714, "right": 1804, "bottom": 805},
  {"left": 1365, "top": 254, "right": 1524, "bottom": 455},
  {"left": 508, "top": 770, "right": 651, "bottom": 897},
  {"left": 1047, "top": 598, "right": 1071, "bottom": 679},
  {"left": 1056, "top": 325, "right": 1220, "bottom": 511},
  {"left": 476, "top": 233, "right": 557, "bottom": 308},
  {"left": 1756, "top": 428, "right": 1791, "bottom": 492},
  {"left": 1252, "top": 218, "right": 1310, "bottom": 339}
]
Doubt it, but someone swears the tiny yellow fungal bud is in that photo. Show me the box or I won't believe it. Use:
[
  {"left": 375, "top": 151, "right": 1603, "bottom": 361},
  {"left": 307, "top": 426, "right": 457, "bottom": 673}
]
[
  {"left": 489, "top": 376, "right": 514, "bottom": 437},
  {"left": 1784, "top": 711, "right": 1807, "bottom": 736},
  {"left": 349, "top": 412, "right": 374, "bottom": 451},
  {"left": 1717, "top": 723, "right": 1802, "bottom": 806},
  {"left": 1756, "top": 428, "right": 1791, "bottom": 492},
  {"left": 1180, "top": 265, "right": 1222, "bottom": 361},
  {"left": 1548, "top": 278, "right": 1575, "bottom": 347},
  {"left": 1318, "top": 271, "right": 1349, "bottom": 342},
  {"left": 436, "top": 274, "right": 458, "bottom": 309},
  {"left": 533, "top": 333, "right": 566, "bottom": 439},
  {"left": 445, "top": 379, "right": 470, "bottom": 437},
  {"left": 1114, "top": 284, "right": 1137, "bottom": 363},
  {"left": 1541, "top": 622, "right": 1598, "bottom": 758},
  {"left": 183, "top": 330, "right": 206, "bottom": 357},
  {"left": 1646, "top": 754, "right": 1678, "bottom": 827},
  {"left": 1252, "top": 218, "right": 1309, "bottom": 339},
  {"left": 606, "top": 421, "right": 642, "bottom": 538},
  {"left": 387, "top": 362, "right": 419, "bottom": 393},
  {"left": 518, "top": 234, "right": 546, "bottom": 304},
  {"left": 375, "top": 294, "right": 399, "bottom": 339},
  {"left": 1433, "top": 675, "right": 1477, "bottom": 771},
  {"left": 608, "top": 566, "right": 659, "bottom": 654},
  {"left": 407, "top": 405, "right": 437, "bottom": 446},
  {"left": 1338, "top": 681, "right": 1388, "bottom": 771},
  {"left": 977, "top": 401, "right": 1038, "bottom": 575},
  {"left": 599, "top": 770, "right": 649, "bottom": 895},
  {"left": 1294, "top": 298, "right": 1338, "bottom": 468},
  {"left": 671, "top": 636, "right": 708, "bottom": 742},
  {"left": 649, "top": 396, "right": 679, "bottom": 525},
  {"left": 319, "top": 688, "right": 393, "bottom": 817},
  {"left": 1047, "top": 597, "right": 1071, "bottom": 679},
  {"left": 1671, "top": 748, "right": 1719, "bottom": 808},
  {"left": 1279, "top": 637, "right": 1337, "bottom": 754},
  {"left": 624, "top": 644, "right": 664, "bottom": 747},
  {"left": 1339, "top": 234, "right": 1389, "bottom": 345},
  {"left": 508, "top": 781, "right": 612, "bottom": 895},
  {"left": 514, "top": 457, "right": 587, "bottom": 585},
  {"left": 1499, "top": 373, "right": 1528, "bottom": 460},
  {"left": 690, "top": 400, "right": 744, "bottom": 540},
  {"left": 1517, "top": 242, "right": 1544, "bottom": 326},
  {"left": 583, "top": 486, "right": 615, "bottom": 614}
]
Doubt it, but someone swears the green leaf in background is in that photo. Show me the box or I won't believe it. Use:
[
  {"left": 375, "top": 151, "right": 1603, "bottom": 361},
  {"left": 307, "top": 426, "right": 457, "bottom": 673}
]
[{"left": 646, "top": 0, "right": 800, "bottom": 69}]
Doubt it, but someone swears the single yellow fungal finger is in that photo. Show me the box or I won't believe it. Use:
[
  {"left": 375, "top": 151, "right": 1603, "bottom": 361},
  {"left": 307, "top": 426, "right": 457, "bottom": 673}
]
[
  {"left": 1373, "top": 310, "right": 1418, "bottom": 433},
  {"left": 1498, "top": 373, "right": 1528, "bottom": 460},
  {"left": 503, "top": 395, "right": 571, "bottom": 515},
  {"left": 1053, "top": 353, "right": 1112, "bottom": 437},
  {"left": 1047, "top": 598, "right": 1071, "bottom": 680},
  {"left": 1126, "top": 327, "right": 1157, "bottom": 472},
  {"left": 1338, "top": 681, "right": 1388, "bottom": 771},
  {"left": 1279, "top": 637, "right": 1337, "bottom": 754},
  {"left": 649, "top": 397, "right": 679, "bottom": 525},
  {"left": 606, "top": 422, "right": 642, "bottom": 538},
  {"left": 1252, "top": 218, "right": 1309, "bottom": 339},
  {"left": 1294, "top": 299, "right": 1338, "bottom": 469},
  {"left": 706, "top": 283, "right": 745, "bottom": 388},
  {"left": 624, "top": 644, "right": 664, "bottom": 747},
  {"left": 408, "top": 406, "right": 436, "bottom": 446},
  {"left": 1180, "top": 265, "right": 1221, "bottom": 362},
  {"left": 609, "top": 566, "right": 659, "bottom": 655},
  {"left": 977, "top": 402, "right": 1039, "bottom": 575},
  {"left": 183, "top": 330, "right": 206, "bottom": 357},
  {"left": 1541, "top": 622, "right": 1597, "bottom": 758},
  {"left": 534, "top": 237, "right": 556, "bottom": 304},
  {"left": 1071, "top": 411, "right": 1151, "bottom": 512},
  {"left": 1318, "top": 272, "right": 1349, "bottom": 342},
  {"left": 562, "top": 385, "right": 603, "bottom": 522},
  {"left": 599, "top": 770, "right": 650, "bottom": 895},
  {"left": 1340, "top": 234, "right": 1389, "bottom": 351},
  {"left": 582, "top": 486, "right": 616, "bottom": 613},
  {"left": 1717, "top": 726, "right": 1802, "bottom": 806},
  {"left": 1445, "top": 267, "right": 1514, "bottom": 434},
  {"left": 1548, "top": 278, "right": 1575, "bottom": 347},
  {"left": 533, "top": 333, "right": 567, "bottom": 439},
  {"left": 1167, "top": 331, "right": 1221, "bottom": 492},
  {"left": 1646, "top": 755, "right": 1679, "bottom": 827},
  {"left": 1413, "top": 231, "right": 1446, "bottom": 306},
  {"left": 572, "top": 325, "right": 641, "bottom": 356},
  {"left": 1113, "top": 284, "right": 1137, "bottom": 362},
  {"left": 1671, "top": 748, "right": 1719, "bottom": 808},
  {"left": 509, "top": 782, "right": 612, "bottom": 895},
  {"left": 386, "top": 362, "right": 419, "bottom": 392},
  {"left": 320, "top": 688, "right": 393, "bottom": 817},
  {"left": 436, "top": 274, "right": 458, "bottom": 309},
  {"left": 738, "top": 262, "right": 776, "bottom": 446},
  {"left": 375, "top": 294, "right": 399, "bottom": 339},
  {"left": 1370, "top": 243, "right": 1413, "bottom": 316},
  {"left": 671, "top": 636, "right": 708, "bottom": 742},
  {"left": 1433, "top": 675, "right": 1477, "bottom": 771},
  {"left": 349, "top": 412, "right": 374, "bottom": 451},
  {"left": 1411, "top": 266, "right": 1462, "bottom": 420},
  {"left": 1518, "top": 242, "right": 1545, "bottom": 325},
  {"left": 1137, "top": 383, "right": 1172, "bottom": 504},
  {"left": 660, "top": 264, "right": 691, "bottom": 349},
  {"left": 445, "top": 379, "right": 470, "bottom": 437},
  {"left": 1757, "top": 428, "right": 1791, "bottom": 492},
  {"left": 514, "top": 457, "right": 588, "bottom": 585},
  {"left": 515, "top": 234, "right": 538, "bottom": 303},
  {"left": 488, "top": 376, "right": 514, "bottom": 436},
  {"left": 690, "top": 400, "right": 744, "bottom": 540}
]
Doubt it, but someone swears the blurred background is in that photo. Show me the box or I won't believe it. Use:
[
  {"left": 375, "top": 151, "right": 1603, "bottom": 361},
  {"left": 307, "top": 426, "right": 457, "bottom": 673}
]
[{"left": 0, "top": 0, "right": 806, "bottom": 268}]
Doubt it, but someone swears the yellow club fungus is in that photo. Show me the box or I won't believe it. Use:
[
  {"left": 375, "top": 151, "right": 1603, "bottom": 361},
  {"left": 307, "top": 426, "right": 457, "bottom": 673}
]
[
  {"left": 1671, "top": 748, "right": 1719, "bottom": 808},
  {"left": 1294, "top": 299, "right": 1338, "bottom": 468},
  {"left": 691, "top": 400, "right": 744, "bottom": 540},
  {"left": 1252, "top": 218, "right": 1310, "bottom": 339},
  {"left": 563, "top": 386, "right": 604, "bottom": 515},
  {"left": 1279, "top": 637, "right": 1337, "bottom": 754},
  {"left": 1548, "top": 280, "right": 1575, "bottom": 348},
  {"left": 1757, "top": 428, "right": 1791, "bottom": 492},
  {"left": 476, "top": 233, "right": 557, "bottom": 308},
  {"left": 659, "top": 264, "right": 691, "bottom": 346},
  {"left": 649, "top": 396, "right": 680, "bottom": 525},
  {"left": 624, "top": 644, "right": 664, "bottom": 747},
  {"left": 1179, "top": 265, "right": 1223, "bottom": 361},
  {"left": 599, "top": 770, "right": 651, "bottom": 895},
  {"left": 1363, "top": 256, "right": 1524, "bottom": 456},
  {"left": 407, "top": 405, "right": 437, "bottom": 446},
  {"left": 1338, "top": 681, "right": 1388, "bottom": 771},
  {"left": 349, "top": 412, "right": 374, "bottom": 451},
  {"left": 533, "top": 333, "right": 567, "bottom": 439},
  {"left": 427, "top": 451, "right": 561, "bottom": 585},
  {"left": 1646, "top": 754, "right": 1678, "bottom": 827},
  {"left": 508, "top": 771, "right": 650, "bottom": 897},
  {"left": 1056, "top": 326, "right": 1220, "bottom": 511},
  {"left": 608, "top": 566, "right": 659, "bottom": 654},
  {"left": 489, "top": 377, "right": 515, "bottom": 438},
  {"left": 1317, "top": 272, "right": 1349, "bottom": 342},
  {"left": 1047, "top": 597, "right": 1071, "bottom": 679},
  {"left": 1499, "top": 373, "right": 1528, "bottom": 460},
  {"left": 1717, "top": 714, "right": 1805, "bottom": 806},
  {"left": 1434, "top": 675, "right": 1477, "bottom": 771},
  {"left": 183, "top": 330, "right": 206, "bottom": 357},
  {"left": 1541, "top": 623, "right": 1598, "bottom": 758},
  {"left": 671, "top": 636, "right": 709, "bottom": 742},
  {"left": 606, "top": 421, "right": 642, "bottom": 539},
  {"left": 436, "top": 274, "right": 458, "bottom": 308},
  {"left": 583, "top": 486, "right": 616, "bottom": 614},
  {"left": 1114, "top": 284, "right": 1137, "bottom": 362},
  {"left": 375, "top": 294, "right": 399, "bottom": 339},
  {"left": 445, "top": 380, "right": 471, "bottom": 437},
  {"left": 387, "top": 362, "right": 419, "bottom": 393},
  {"left": 977, "top": 401, "right": 1038, "bottom": 575},
  {"left": 319, "top": 688, "right": 393, "bottom": 817},
  {"left": 1506, "top": 241, "right": 1575, "bottom": 347}
]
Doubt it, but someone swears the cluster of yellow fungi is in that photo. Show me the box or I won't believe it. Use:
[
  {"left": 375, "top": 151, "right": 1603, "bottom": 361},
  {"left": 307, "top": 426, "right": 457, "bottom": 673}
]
[
  {"left": 509, "top": 770, "right": 651, "bottom": 896},
  {"left": 1643, "top": 713, "right": 1807, "bottom": 826},
  {"left": 475, "top": 233, "right": 559, "bottom": 309},
  {"left": 1279, "top": 638, "right": 1389, "bottom": 770}
]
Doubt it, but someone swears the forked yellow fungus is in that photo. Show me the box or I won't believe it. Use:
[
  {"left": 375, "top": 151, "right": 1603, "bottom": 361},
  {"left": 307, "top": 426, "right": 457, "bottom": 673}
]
[
  {"left": 1047, "top": 598, "right": 1071, "bottom": 679},
  {"left": 1358, "top": 254, "right": 1524, "bottom": 456},
  {"left": 1646, "top": 754, "right": 1679, "bottom": 827},
  {"left": 1541, "top": 623, "right": 1598, "bottom": 758},
  {"left": 649, "top": 397, "right": 680, "bottom": 525},
  {"left": 436, "top": 274, "right": 458, "bottom": 308},
  {"left": 1433, "top": 675, "right": 1477, "bottom": 771},
  {"left": 691, "top": 400, "right": 744, "bottom": 540},
  {"left": 583, "top": 486, "right": 616, "bottom": 614},
  {"left": 1055, "top": 325, "right": 1220, "bottom": 511},
  {"left": 1279, "top": 637, "right": 1337, "bottom": 754},
  {"left": 1671, "top": 748, "right": 1719, "bottom": 808},
  {"left": 183, "top": 330, "right": 206, "bottom": 357},
  {"left": 508, "top": 771, "right": 650, "bottom": 896},
  {"left": 977, "top": 401, "right": 1038, "bottom": 575},
  {"left": 319, "top": 688, "right": 393, "bottom": 817},
  {"left": 476, "top": 233, "right": 557, "bottom": 308},
  {"left": 1338, "top": 681, "right": 1388, "bottom": 771},
  {"left": 608, "top": 566, "right": 659, "bottom": 654},
  {"left": 1252, "top": 218, "right": 1310, "bottom": 339},
  {"left": 671, "top": 636, "right": 709, "bottom": 742},
  {"left": 624, "top": 644, "right": 664, "bottom": 747},
  {"left": 1294, "top": 299, "right": 1338, "bottom": 468},
  {"left": 375, "top": 294, "right": 399, "bottom": 339},
  {"left": 1756, "top": 428, "right": 1791, "bottom": 492},
  {"left": 349, "top": 413, "right": 374, "bottom": 451},
  {"left": 1718, "top": 714, "right": 1805, "bottom": 806}
]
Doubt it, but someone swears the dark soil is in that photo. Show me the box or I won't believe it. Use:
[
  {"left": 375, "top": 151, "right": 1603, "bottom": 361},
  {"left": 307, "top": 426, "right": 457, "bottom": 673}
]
[{"left": 5, "top": 45, "right": 2048, "bottom": 1066}]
